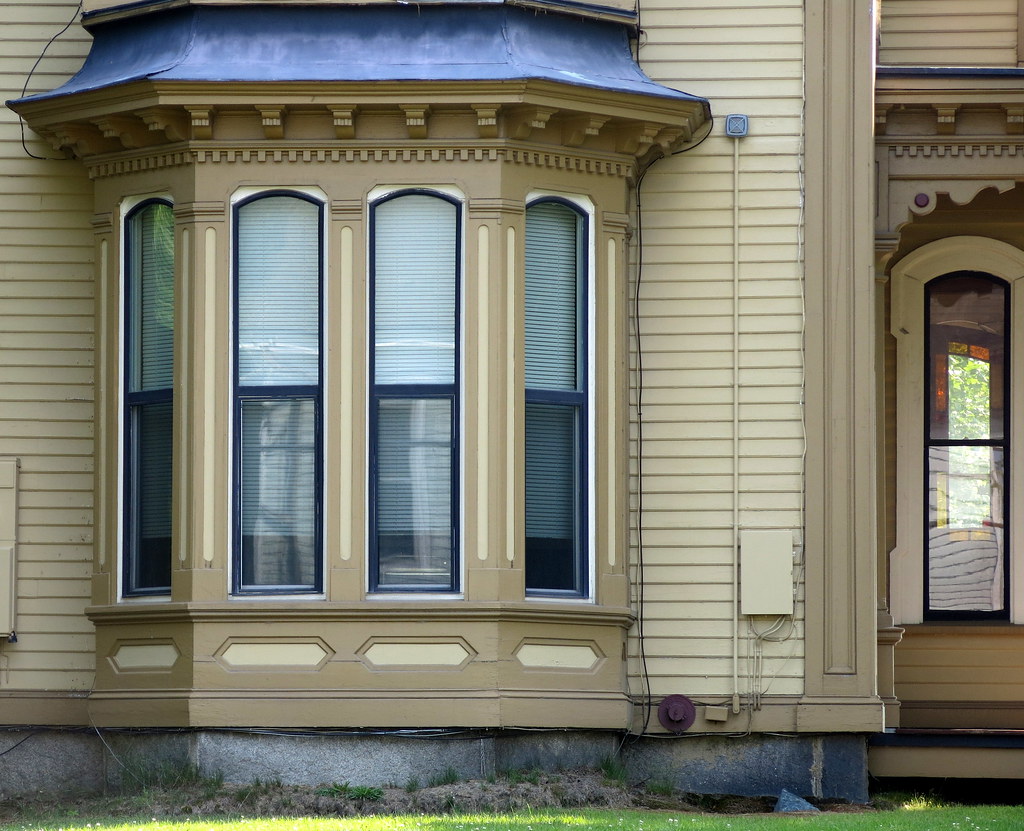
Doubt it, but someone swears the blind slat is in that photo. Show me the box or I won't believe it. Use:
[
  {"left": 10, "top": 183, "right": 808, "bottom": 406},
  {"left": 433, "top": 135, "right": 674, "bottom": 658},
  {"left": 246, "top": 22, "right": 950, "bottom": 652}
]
[
  {"left": 237, "top": 196, "right": 321, "bottom": 387},
  {"left": 374, "top": 194, "right": 457, "bottom": 385}
]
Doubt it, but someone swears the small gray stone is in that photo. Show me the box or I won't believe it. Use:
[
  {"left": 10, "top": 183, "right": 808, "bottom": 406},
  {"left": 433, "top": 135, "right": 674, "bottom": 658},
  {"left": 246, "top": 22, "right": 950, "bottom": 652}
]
[{"left": 774, "top": 789, "right": 820, "bottom": 813}]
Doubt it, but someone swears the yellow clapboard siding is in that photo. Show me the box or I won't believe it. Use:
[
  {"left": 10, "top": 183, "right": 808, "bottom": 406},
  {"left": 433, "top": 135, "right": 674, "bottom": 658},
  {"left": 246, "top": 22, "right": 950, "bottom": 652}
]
[
  {"left": 879, "top": 0, "right": 1017, "bottom": 65},
  {"left": 1, "top": 0, "right": 96, "bottom": 691},
  {"left": 17, "top": 578, "right": 90, "bottom": 598},
  {"left": 17, "top": 560, "right": 91, "bottom": 579},
  {"left": 630, "top": 0, "right": 806, "bottom": 698}
]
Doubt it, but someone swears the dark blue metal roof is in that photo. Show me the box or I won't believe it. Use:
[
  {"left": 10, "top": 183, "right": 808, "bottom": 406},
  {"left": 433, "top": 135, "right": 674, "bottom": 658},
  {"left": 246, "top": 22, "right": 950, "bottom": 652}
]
[{"left": 16, "top": 4, "right": 707, "bottom": 108}]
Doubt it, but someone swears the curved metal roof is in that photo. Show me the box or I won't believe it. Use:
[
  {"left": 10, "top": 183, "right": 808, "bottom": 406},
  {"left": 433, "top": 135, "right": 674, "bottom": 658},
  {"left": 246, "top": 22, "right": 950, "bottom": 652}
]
[{"left": 17, "top": 3, "right": 707, "bottom": 109}]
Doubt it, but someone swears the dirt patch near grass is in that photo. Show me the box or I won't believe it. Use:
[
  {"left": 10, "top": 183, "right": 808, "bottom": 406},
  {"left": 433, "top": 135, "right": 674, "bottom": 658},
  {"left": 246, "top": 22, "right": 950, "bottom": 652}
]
[{"left": 1, "top": 769, "right": 870, "bottom": 822}]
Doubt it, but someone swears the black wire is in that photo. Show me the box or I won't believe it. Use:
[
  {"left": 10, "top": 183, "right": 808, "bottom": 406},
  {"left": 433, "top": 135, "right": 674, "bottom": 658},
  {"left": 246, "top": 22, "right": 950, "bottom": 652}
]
[
  {"left": 632, "top": 162, "right": 651, "bottom": 740},
  {"left": 0, "top": 730, "right": 39, "bottom": 758},
  {"left": 630, "top": 115, "right": 714, "bottom": 742},
  {"left": 18, "top": 1, "right": 84, "bottom": 161}
]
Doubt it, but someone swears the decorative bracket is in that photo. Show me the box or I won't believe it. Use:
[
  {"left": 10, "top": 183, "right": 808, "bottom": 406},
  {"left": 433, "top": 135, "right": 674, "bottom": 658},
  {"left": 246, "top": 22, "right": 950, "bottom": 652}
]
[
  {"left": 472, "top": 105, "right": 499, "bottom": 139},
  {"left": 507, "top": 106, "right": 557, "bottom": 140},
  {"left": 48, "top": 122, "right": 111, "bottom": 157},
  {"left": 185, "top": 107, "right": 213, "bottom": 140},
  {"left": 875, "top": 104, "right": 890, "bottom": 136},
  {"left": 615, "top": 121, "right": 663, "bottom": 156},
  {"left": 91, "top": 115, "right": 152, "bottom": 149},
  {"left": 1005, "top": 105, "right": 1024, "bottom": 135},
  {"left": 934, "top": 105, "right": 959, "bottom": 135},
  {"left": 400, "top": 105, "right": 430, "bottom": 139},
  {"left": 562, "top": 115, "right": 608, "bottom": 147},
  {"left": 137, "top": 107, "right": 188, "bottom": 142},
  {"left": 330, "top": 107, "right": 357, "bottom": 139},
  {"left": 257, "top": 107, "right": 284, "bottom": 140}
]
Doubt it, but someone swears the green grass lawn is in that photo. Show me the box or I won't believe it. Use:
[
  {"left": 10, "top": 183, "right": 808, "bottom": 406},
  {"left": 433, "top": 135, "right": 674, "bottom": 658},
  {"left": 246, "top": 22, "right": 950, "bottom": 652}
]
[{"left": 6, "top": 806, "right": 1024, "bottom": 831}]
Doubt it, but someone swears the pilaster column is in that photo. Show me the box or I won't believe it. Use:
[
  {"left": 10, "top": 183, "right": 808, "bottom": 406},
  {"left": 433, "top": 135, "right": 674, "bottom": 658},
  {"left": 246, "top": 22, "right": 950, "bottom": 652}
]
[{"left": 801, "top": 0, "right": 882, "bottom": 723}]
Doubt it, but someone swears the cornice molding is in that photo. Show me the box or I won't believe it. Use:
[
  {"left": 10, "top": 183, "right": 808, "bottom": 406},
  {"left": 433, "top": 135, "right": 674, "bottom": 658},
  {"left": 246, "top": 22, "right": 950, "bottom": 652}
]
[
  {"left": 84, "top": 143, "right": 636, "bottom": 180},
  {"left": 885, "top": 142, "right": 1024, "bottom": 159},
  {"left": 16, "top": 81, "right": 707, "bottom": 170}
]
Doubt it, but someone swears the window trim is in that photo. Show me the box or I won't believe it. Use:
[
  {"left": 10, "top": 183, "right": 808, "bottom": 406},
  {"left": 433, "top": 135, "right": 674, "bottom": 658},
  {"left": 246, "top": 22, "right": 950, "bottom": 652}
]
[
  {"left": 524, "top": 194, "right": 594, "bottom": 600},
  {"left": 367, "top": 187, "right": 463, "bottom": 595},
  {"left": 121, "top": 195, "right": 175, "bottom": 599},
  {"left": 891, "top": 236, "right": 1024, "bottom": 624},
  {"left": 230, "top": 189, "right": 326, "bottom": 596}
]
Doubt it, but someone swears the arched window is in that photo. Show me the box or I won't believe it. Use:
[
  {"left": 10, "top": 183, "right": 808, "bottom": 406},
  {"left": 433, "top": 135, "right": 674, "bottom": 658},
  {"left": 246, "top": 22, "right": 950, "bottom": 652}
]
[
  {"left": 524, "top": 198, "right": 588, "bottom": 597},
  {"left": 925, "top": 272, "right": 1009, "bottom": 617},
  {"left": 369, "top": 191, "right": 460, "bottom": 592},
  {"left": 233, "top": 192, "right": 323, "bottom": 594},
  {"left": 123, "top": 199, "right": 174, "bottom": 596},
  {"left": 890, "top": 237, "right": 1024, "bottom": 624}
]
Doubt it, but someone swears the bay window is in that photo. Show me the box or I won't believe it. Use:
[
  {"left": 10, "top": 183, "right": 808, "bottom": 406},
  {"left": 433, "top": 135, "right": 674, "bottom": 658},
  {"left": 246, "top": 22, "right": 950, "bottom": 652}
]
[
  {"left": 369, "top": 191, "right": 460, "bottom": 592},
  {"left": 123, "top": 199, "right": 174, "bottom": 596},
  {"left": 233, "top": 192, "right": 323, "bottom": 594}
]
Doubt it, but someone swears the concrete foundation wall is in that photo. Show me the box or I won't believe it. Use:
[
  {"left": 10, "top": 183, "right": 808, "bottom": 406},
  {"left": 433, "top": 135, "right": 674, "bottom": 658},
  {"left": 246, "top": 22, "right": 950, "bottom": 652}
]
[{"left": 0, "top": 728, "right": 868, "bottom": 802}]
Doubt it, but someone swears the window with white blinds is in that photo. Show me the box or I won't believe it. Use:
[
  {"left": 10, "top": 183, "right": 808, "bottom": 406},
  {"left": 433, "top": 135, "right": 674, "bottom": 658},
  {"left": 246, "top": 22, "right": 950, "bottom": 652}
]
[
  {"left": 524, "top": 199, "right": 587, "bottom": 597},
  {"left": 233, "top": 192, "right": 323, "bottom": 594},
  {"left": 124, "top": 199, "right": 174, "bottom": 596},
  {"left": 370, "top": 191, "right": 459, "bottom": 592}
]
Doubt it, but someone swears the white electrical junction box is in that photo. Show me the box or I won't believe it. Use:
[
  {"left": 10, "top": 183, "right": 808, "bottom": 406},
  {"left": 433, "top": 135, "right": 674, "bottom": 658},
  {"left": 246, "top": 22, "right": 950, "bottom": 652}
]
[{"left": 740, "top": 529, "right": 794, "bottom": 616}]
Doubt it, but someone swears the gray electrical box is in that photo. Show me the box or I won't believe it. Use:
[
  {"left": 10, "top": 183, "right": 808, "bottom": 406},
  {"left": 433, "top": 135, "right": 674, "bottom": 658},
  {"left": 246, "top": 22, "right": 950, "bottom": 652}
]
[
  {"left": 740, "top": 529, "right": 794, "bottom": 615},
  {"left": 725, "top": 113, "right": 749, "bottom": 137}
]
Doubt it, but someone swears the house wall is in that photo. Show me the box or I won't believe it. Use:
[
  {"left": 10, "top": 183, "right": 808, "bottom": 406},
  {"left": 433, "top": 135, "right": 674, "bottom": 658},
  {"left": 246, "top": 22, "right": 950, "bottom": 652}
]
[
  {"left": 631, "top": 0, "right": 808, "bottom": 727},
  {"left": 879, "top": 0, "right": 1021, "bottom": 67},
  {"left": 3, "top": 0, "right": 882, "bottom": 746},
  {"left": 0, "top": 0, "right": 95, "bottom": 722},
  {"left": 877, "top": 0, "right": 1024, "bottom": 735}
]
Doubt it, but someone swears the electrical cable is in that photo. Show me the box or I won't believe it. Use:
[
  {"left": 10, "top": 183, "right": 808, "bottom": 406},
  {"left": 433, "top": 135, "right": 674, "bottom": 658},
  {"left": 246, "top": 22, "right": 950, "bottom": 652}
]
[
  {"left": 626, "top": 112, "right": 714, "bottom": 742},
  {"left": 17, "top": 0, "right": 83, "bottom": 161},
  {"left": 0, "top": 730, "right": 39, "bottom": 758}
]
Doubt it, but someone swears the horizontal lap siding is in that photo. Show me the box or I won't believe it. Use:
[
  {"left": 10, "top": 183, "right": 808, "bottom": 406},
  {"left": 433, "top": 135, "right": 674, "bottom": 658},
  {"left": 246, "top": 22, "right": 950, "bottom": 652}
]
[
  {"left": 895, "top": 629, "right": 1024, "bottom": 727},
  {"left": 631, "top": 1, "right": 805, "bottom": 702},
  {"left": 0, "top": 0, "right": 95, "bottom": 692},
  {"left": 879, "top": 0, "right": 1018, "bottom": 66}
]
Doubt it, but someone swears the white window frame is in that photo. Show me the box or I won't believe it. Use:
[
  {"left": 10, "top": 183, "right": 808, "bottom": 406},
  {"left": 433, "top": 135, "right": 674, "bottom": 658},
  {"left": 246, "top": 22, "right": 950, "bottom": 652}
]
[
  {"left": 524, "top": 190, "right": 596, "bottom": 602},
  {"left": 118, "top": 192, "right": 174, "bottom": 602},
  {"left": 228, "top": 185, "right": 329, "bottom": 598},
  {"left": 891, "top": 235, "right": 1024, "bottom": 623},
  {"left": 364, "top": 184, "right": 466, "bottom": 597}
]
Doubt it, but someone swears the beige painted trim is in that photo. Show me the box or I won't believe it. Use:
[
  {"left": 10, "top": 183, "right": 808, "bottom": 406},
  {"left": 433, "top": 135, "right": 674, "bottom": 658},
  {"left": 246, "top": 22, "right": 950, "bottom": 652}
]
[
  {"left": 338, "top": 224, "right": 355, "bottom": 563},
  {"left": 1019, "top": 0, "right": 1024, "bottom": 66},
  {"left": 477, "top": 223, "right": 490, "bottom": 563},
  {"left": 0, "top": 458, "right": 16, "bottom": 637},
  {"left": 201, "top": 226, "right": 218, "bottom": 566},
  {"left": 110, "top": 642, "right": 180, "bottom": 672},
  {"left": 506, "top": 224, "right": 518, "bottom": 565},
  {"left": 890, "top": 236, "right": 1024, "bottom": 624},
  {"left": 0, "top": 692, "right": 91, "bottom": 725},
  {"left": 803, "top": 0, "right": 881, "bottom": 707},
  {"left": 606, "top": 236, "right": 617, "bottom": 569},
  {"left": 870, "top": 744, "right": 1024, "bottom": 779},
  {"left": 217, "top": 640, "right": 330, "bottom": 670},
  {"left": 96, "top": 233, "right": 110, "bottom": 572},
  {"left": 176, "top": 226, "right": 191, "bottom": 570}
]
